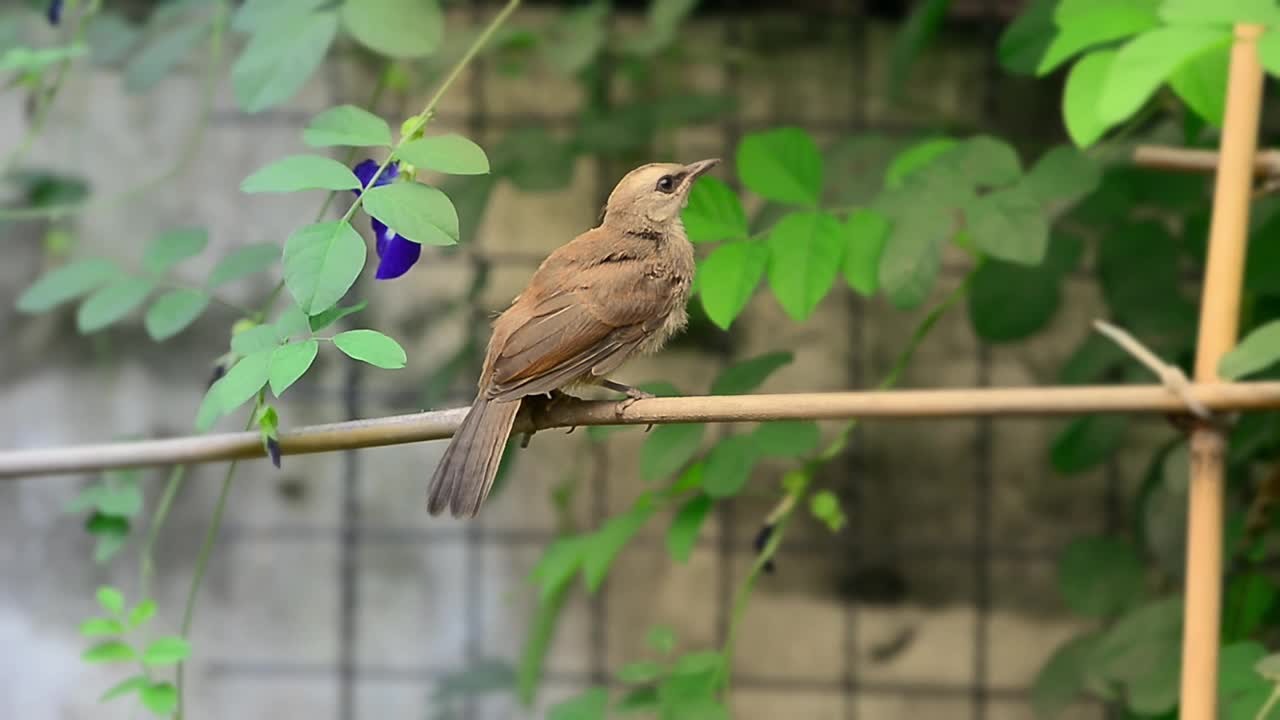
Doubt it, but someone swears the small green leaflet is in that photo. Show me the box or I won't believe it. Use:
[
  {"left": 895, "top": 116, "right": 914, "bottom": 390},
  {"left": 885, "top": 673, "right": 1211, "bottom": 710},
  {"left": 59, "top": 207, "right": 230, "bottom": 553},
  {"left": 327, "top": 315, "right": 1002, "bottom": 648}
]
[
  {"left": 362, "top": 182, "right": 460, "bottom": 245},
  {"left": 129, "top": 600, "right": 157, "bottom": 628},
  {"left": 283, "top": 221, "right": 367, "bottom": 314},
  {"left": 1064, "top": 49, "right": 1118, "bottom": 148},
  {"left": 1034, "top": 0, "right": 1159, "bottom": 76},
  {"left": 878, "top": 210, "right": 948, "bottom": 310},
  {"left": 397, "top": 135, "right": 491, "bottom": 175},
  {"left": 0, "top": 45, "right": 86, "bottom": 73},
  {"left": 697, "top": 240, "right": 767, "bottom": 329},
  {"left": 667, "top": 494, "right": 712, "bottom": 562},
  {"left": 141, "top": 637, "right": 191, "bottom": 666},
  {"left": 232, "top": 324, "right": 281, "bottom": 355},
  {"left": 233, "top": 0, "right": 330, "bottom": 32},
  {"left": 702, "top": 435, "right": 759, "bottom": 497},
  {"left": 710, "top": 351, "right": 792, "bottom": 395},
  {"left": 83, "top": 641, "right": 136, "bottom": 663},
  {"left": 934, "top": 135, "right": 1022, "bottom": 188},
  {"left": 332, "top": 329, "right": 407, "bottom": 369},
  {"left": 617, "top": 660, "right": 664, "bottom": 684},
  {"left": 766, "top": 211, "right": 846, "bottom": 322},
  {"left": 1057, "top": 535, "right": 1144, "bottom": 618},
  {"left": 968, "top": 260, "right": 1059, "bottom": 343},
  {"left": 231, "top": 10, "right": 339, "bottom": 113},
  {"left": 273, "top": 304, "right": 311, "bottom": 341},
  {"left": 1031, "top": 633, "right": 1103, "bottom": 720},
  {"left": 582, "top": 500, "right": 655, "bottom": 592},
  {"left": 309, "top": 300, "right": 367, "bottom": 332},
  {"left": 124, "top": 20, "right": 210, "bottom": 93},
  {"left": 735, "top": 127, "right": 823, "bottom": 207},
  {"left": 97, "top": 586, "right": 125, "bottom": 615},
  {"left": 144, "top": 289, "right": 210, "bottom": 341},
  {"left": 218, "top": 349, "right": 273, "bottom": 412},
  {"left": 17, "top": 259, "right": 119, "bottom": 313},
  {"left": 1220, "top": 320, "right": 1280, "bottom": 380},
  {"left": 208, "top": 243, "right": 279, "bottom": 288},
  {"left": 140, "top": 682, "right": 178, "bottom": 715},
  {"left": 640, "top": 423, "right": 706, "bottom": 481},
  {"left": 77, "top": 279, "right": 155, "bottom": 333},
  {"left": 810, "top": 490, "right": 847, "bottom": 532},
  {"left": 1022, "top": 146, "right": 1102, "bottom": 206},
  {"left": 79, "top": 618, "right": 124, "bottom": 637},
  {"left": 1097, "top": 26, "right": 1230, "bottom": 127},
  {"left": 143, "top": 227, "right": 208, "bottom": 274},
  {"left": 100, "top": 676, "right": 149, "bottom": 703},
  {"left": 843, "top": 209, "right": 889, "bottom": 296},
  {"left": 548, "top": 688, "right": 609, "bottom": 720},
  {"left": 304, "top": 105, "right": 393, "bottom": 148},
  {"left": 241, "top": 154, "right": 361, "bottom": 193},
  {"left": 1169, "top": 41, "right": 1230, "bottom": 128},
  {"left": 269, "top": 340, "right": 319, "bottom": 396},
  {"left": 884, "top": 138, "right": 957, "bottom": 189},
  {"left": 681, "top": 176, "right": 748, "bottom": 243},
  {"left": 341, "top": 0, "right": 444, "bottom": 59},
  {"left": 965, "top": 185, "right": 1049, "bottom": 265}
]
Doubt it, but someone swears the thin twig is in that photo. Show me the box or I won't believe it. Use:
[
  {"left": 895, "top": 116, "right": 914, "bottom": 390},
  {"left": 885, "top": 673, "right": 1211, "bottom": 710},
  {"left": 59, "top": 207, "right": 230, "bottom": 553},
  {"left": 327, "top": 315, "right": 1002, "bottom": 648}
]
[
  {"left": 1131, "top": 144, "right": 1280, "bottom": 177},
  {"left": 1092, "top": 319, "right": 1212, "bottom": 420}
]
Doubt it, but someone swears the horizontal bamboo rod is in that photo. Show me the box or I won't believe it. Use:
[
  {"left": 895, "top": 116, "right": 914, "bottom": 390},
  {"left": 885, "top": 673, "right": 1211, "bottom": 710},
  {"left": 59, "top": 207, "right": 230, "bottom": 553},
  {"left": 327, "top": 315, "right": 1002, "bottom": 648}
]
[
  {"left": 1132, "top": 144, "right": 1280, "bottom": 175},
  {"left": 3, "top": 382, "right": 1280, "bottom": 479}
]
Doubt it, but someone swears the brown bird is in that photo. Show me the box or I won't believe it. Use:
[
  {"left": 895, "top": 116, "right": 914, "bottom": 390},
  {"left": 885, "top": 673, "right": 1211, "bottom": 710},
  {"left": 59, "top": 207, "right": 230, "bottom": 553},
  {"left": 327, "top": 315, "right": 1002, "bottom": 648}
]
[{"left": 427, "top": 158, "right": 721, "bottom": 518}]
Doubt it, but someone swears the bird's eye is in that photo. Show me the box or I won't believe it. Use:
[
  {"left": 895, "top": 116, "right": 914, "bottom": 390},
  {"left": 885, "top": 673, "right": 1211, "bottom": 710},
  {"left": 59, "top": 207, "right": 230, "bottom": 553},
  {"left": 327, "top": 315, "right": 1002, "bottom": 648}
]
[{"left": 656, "top": 175, "right": 676, "bottom": 193}]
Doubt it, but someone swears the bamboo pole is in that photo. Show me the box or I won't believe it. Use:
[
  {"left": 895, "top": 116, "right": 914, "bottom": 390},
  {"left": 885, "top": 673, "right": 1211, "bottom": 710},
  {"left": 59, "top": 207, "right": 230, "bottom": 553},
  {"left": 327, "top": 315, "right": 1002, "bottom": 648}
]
[
  {"left": 4, "top": 382, "right": 1280, "bottom": 478},
  {"left": 1180, "top": 24, "right": 1267, "bottom": 720}
]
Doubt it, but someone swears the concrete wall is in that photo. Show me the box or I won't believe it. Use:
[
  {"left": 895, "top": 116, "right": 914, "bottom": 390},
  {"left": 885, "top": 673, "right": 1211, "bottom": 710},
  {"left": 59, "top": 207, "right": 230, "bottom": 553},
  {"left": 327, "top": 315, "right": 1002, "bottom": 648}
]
[{"left": 0, "top": 6, "right": 1158, "bottom": 719}]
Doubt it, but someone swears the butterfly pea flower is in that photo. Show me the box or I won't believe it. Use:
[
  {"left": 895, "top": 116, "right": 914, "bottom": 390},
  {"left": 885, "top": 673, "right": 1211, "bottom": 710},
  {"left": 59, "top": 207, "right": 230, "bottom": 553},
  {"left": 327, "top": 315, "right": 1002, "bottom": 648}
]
[
  {"left": 47, "top": 0, "right": 63, "bottom": 25},
  {"left": 352, "top": 159, "right": 420, "bottom": 280}
]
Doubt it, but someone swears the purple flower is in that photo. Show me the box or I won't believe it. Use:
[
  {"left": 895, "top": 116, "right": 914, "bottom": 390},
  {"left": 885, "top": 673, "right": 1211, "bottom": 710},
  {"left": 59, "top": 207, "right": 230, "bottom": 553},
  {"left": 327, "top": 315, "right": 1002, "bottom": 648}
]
[
  {"left": 47, "top": 0, "right": 63, "bottom": 25},
  {"left": 353, "top": 159, "right": 420, "bottom": 280}
]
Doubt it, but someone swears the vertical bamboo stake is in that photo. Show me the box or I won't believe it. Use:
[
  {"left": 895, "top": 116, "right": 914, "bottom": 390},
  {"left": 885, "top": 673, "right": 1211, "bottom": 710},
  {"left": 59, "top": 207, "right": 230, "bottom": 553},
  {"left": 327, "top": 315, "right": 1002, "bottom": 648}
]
[{"left": 1181, "top": 23, "right": 1266, "bottom": 720}]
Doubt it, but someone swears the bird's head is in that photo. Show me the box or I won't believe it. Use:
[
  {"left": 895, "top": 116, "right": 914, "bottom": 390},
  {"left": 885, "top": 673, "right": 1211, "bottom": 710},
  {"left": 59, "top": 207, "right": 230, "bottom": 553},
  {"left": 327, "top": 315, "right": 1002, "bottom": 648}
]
[{"left": 601, "top": 158, "right": 721, "bottom": 226}]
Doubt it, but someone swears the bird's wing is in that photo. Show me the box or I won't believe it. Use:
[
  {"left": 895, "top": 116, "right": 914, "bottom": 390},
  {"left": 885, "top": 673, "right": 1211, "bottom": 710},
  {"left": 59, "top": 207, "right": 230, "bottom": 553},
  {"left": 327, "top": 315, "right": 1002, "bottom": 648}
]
[{"left": 485, "top": 256, "right": 667, "bottom": 401}]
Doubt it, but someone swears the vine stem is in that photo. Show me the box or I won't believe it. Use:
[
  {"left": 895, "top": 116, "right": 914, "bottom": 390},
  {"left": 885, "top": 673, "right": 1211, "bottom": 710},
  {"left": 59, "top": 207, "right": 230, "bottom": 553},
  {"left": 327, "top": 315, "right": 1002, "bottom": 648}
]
[
  {"left": 1, "top": 0, "right": 102, "bottom": 176},
  {"left": 714, "top": 268, "right": 976, "bottom": 696},
  {"left": 0, "top": 0, "right": 227, "bottom": 220},
  {"left": 1256, "top": 683, "right": 1280, "bottom": 720},
  {"left": 138, "top": 464, "right": 185, "bottom": 601}
]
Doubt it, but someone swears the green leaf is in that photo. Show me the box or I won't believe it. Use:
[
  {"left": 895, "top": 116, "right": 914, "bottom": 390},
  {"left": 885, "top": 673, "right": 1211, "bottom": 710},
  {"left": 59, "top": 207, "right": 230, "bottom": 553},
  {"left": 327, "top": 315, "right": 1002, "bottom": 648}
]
[
  {"left": 269, "top": 340, "right": 319, "bottom": 396},
  {"left": 208, "top": 243, "right": 279, "bottom": 288},
  {"left": 1259, "top": 30, "right": 1280, "bottom": 78},
  {"left": 878, "top": 208, "right": 948, "bottom": 309},
  {"left": 283, "top": 221, "right": 367, "bottom": 314},
  {"left": 231, "top": 10, "right": 338, "bottom": 113},
  {"left": 273, "top": 304, "right": 311, "bottom": 341},
  {"left": 241, "top": 154, "right": 360, "bottom": 193},
  {"left": 143, "top": 227, "right": 207, "bottom": 274},
  {"left": 195, "top": 383, "right": 226, "bottom": 432},
  {"left": 888, "top": 0, "right": 951, "bottom": 98},
  {"left": 1051, "top": 415, "right": 1129, "bottom": 474},
  {"left": 397, "top": 135, "right": 490, "bottom": 175},
  {"left": 1160, "top": 0, "right": 1280, "bottom": 25},
  {"left": 548, "top": 688, "right": 608, "bottom": 720},
  {"left": 968, "top": 259, "right": 1059, "bottom": 342},
  {"left": 702, "top": 435, "right": 759, "bottom": 498},
  {"left": 1099, "top": 27, "right": 1232, "bottom": 126},
  {"left": 843, "top": 209, "right": 889, "bottom": 296},
  {"left": 682, "top": 176, "right": 747, "bottom": 243},
  {"left": 1089, "top": 597, "right": 1182, "bottom": 716},
  {"left": 77, "top": 279, "right": 154, "bottom": 333},
  {"left": 697, "top": 240, "right": 767, "bottom": 330},
  {"left": 736, "top": 128, "right": 823, "bottom": 207},
  {"left": 1221, "top": 642, "right": 1274, "bottom": 720},
  {"left": 0, "top": 45, "right": 86, "bottom": 73},
  {"left": 82, "top": 640, "right": 135, "bottom": 663},
  {"left": 1032, "top": 633, "right": 1103, "bottom": 720},
  {"left": 144, "top": 289, "right": 209, "bottom": 341},
  {"left": 640, "top": 424, "right": 706, "bottom": 481},
  {"left": 753, "top": 421, "right": 820, "bottom": 458},
  {"left": 231, "top": 324, "right": 280, "bottom": 355},
  {"left": 309, "top": 300, "right": 367, "bottom": 332},
  {"left": 233, "top": 0, "right": 330, "bottom": 32},
  {"left": 1036, "top": 0, "right": 1160, "bottom": 76},
  {"left": 615, "top": 687, "right": 660, "bottom": 714},
  {"left": 341, "top": 0, "right": 443, "bottom": 58},
  {"left": 583, "top": 500, "right": 656, "bottom": 592},
  {"left": 1224, "top": 574, "right": 1278, "bottom": 643},
  {"left": 1064, "top": 49, "right": 1118, "bottom": 147},
  {"left": 362, "top": 182, "right": 460, "bottom": 246},
  {"left": 1220, "top": 320, "right": 1280, "bottom": 379},
  {"left": 123, "top": 21, "right": 209, "bottom": 93},
  {"left": 79, "top": 617, "right": 124, "bottom": 637},
  {"left": 332, "top": 329, "right": 407, "bottom": 369},
  {"left": 128, "top": 599, "right": 157, "bottom": 629},
  {"left": 1058, "top": 536, "right": 1144, "bottom": 618},
  {"left": 17, "top": 259, "right": 119, "bottom": 313},
  {"left": 100, "top": 675, "right": 149, "bottom": 702},
  {"left": 140, "top": 681, "right": 178, "bottom": 716},
  {"left": 1022, "top": 146, "right": 1102, "bottom": 207},
  {"left": 765, "top": 211, "right": 845, "bottom": 321},
  {"left": 711, "top": 352, "right": 793, "bottom": 395},
  {"left": 617, "top": 660, "right": 664, "bottom": 684},
  {"left": 809, "top": 490, "right": 847, "bottom": 532},
  {"left": 667, "top": 495, "right": 712, "bottom": 563},
  {"left": 218, "top": 349, "right": 273, "bottom": 412},
  {"left": 937, "top": 135, "right": 1022, "bottom": 188},
  {"left": 303, "top": 105, "right": 393, "bottom": 148},
  {"left": 1097, "top": 222, "right": 1196, "bottom": 343},
  {"left": 529, "top": 536, "right": 588, "bottom": 603},
  {"left": 885, "top": 138, "right": 958, "bottom": 189},
  {"left": 998, "top": 0, "right": 1057, "bottom": 75},
  {"left": 141, "top": 637, "right": 191, "bottom": 667},
  {"left": 1169, "top": 41, "right": 1230, "bottom": 127},
  {"left": 646, "top": 625, "right": 677, "bottom": 654},
  {"left": 966, "top": 186, "right": 1049, "bottom": 265}
]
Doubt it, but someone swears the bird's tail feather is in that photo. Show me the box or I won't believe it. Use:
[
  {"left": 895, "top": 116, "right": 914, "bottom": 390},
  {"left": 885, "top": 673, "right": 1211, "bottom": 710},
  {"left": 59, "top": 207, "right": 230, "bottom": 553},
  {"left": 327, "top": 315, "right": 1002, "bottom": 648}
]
[{"left": 426, "top": 394, "right": 520, "bottom": 518}]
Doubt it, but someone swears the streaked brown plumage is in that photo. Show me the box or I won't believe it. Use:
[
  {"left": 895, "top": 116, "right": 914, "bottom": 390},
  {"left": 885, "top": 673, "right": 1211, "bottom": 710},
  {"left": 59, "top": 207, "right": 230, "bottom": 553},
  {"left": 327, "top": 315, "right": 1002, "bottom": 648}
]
[{"left": 427, "top": 158, "right": 721, "bottom": 518}]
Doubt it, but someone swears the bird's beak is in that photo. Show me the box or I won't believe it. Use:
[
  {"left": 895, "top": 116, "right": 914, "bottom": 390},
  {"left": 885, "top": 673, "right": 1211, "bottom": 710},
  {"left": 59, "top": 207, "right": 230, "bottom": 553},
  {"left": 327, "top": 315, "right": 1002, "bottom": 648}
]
[{"left": 683, "top": 158, "right": 721, "bottom": 184}]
